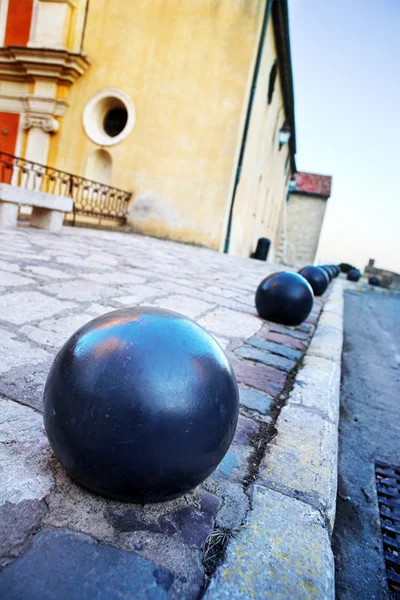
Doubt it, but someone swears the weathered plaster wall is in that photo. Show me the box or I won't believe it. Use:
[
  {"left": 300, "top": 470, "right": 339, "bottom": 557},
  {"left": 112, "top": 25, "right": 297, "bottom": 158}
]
[
  {"left": 228, "top": 17, "right": 291, "bottom": 260},
  {"left": 49, "top": 0, "right": 266, "bottom": 249},
  {"left": 286, "top": 193, "right": 328, "bottom": 266}
]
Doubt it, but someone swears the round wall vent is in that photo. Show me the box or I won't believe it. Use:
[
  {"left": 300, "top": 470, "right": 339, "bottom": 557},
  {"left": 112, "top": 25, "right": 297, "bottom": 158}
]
[{"left": 83, "top": 89, "right": 135, "bottom": 146}]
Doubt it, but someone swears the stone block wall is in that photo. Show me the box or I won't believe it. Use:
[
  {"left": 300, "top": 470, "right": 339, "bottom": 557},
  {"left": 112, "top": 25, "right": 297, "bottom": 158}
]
[
  {"left": 364, "top": 265, "right": 400, "bottom": 289},
  {"left": 286, "top": 192, "right": 328, "bottom": 266}
]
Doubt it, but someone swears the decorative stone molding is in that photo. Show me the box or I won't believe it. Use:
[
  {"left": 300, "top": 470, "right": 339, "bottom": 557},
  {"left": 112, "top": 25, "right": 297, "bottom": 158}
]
[
  {"left": 39, "top": 0, "right": 76, "bottom": 5},
  {"left": 0, "top": 94, "right": 68, "bottom": 118},
  {"left": 0, "top": 47, "right": 90, "bottom": 85},
  {"left": 22, "top": 113, "right": 59, "bottom": 133}
]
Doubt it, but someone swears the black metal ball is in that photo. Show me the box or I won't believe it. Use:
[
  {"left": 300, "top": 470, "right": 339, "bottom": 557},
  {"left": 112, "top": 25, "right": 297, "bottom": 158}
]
[
  {"left": 298, "top": 266, "right": 329, "bottom": 297},
  {"left": 327, "top": 266, "right": 335, "bottom": 280},
  {"left": 255, "top": 271, "right": 314, "bottom": 326},
  {"left": 331, "top": 265, "right": 339, "bottom": 277},
  {"left": 43, "top": 307, "right": 239, "bottom": 503},
  {"left": 320, "top": 266, "right": 333, "bottom": 281},
  {"left": 347, "top": 269, "right": 361, "bottom": 282},
  {"left": 327, "top": 266, "right": 336, "bottom": 278},
  {"left": 369, "top": 275, "right": 380, "bottom": 286}
]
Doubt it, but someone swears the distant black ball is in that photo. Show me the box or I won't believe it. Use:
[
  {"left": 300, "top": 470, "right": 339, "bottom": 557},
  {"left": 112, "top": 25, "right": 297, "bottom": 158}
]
[
  {"left": 347, "top": 269, "right": 361, "bottom": 282},
  {"left": 320, "top": 266, "right": 333, "bottom": 281},
  {"left": 369, "top": 275, "right": 380, "bottom": 286},
  {"left": 255, "top": 271, "right": 314, "bottom": 326},
  {"left": 43, "top": 307, "right": 239, "bottom": 503},
  {"left": 298, "top": 266, "right": 329, "bottom": 296},
  {"left": 331, "top": 265, "right": 339, "bottom": 277}
]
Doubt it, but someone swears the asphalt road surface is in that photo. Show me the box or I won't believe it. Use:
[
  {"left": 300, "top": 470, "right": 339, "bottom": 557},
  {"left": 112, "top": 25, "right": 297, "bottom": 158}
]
[{"left": 333, "top": 289, "right": 400, "bottom": 599}]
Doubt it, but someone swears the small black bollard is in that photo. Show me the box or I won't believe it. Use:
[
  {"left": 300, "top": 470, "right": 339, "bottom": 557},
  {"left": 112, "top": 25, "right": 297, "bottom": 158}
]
[{"left": 251, "top": 238, "right": 271, "bottom": 261}]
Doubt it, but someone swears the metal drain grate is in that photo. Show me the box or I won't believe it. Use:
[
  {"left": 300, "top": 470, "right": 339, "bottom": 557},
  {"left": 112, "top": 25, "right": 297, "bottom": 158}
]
[{"left": 375, "top": 461, "right": 400, "bottom": 597}]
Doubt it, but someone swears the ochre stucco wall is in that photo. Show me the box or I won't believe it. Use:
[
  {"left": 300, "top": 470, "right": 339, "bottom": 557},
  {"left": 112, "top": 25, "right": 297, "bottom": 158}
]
[
  {"left": 49, "top": 0, "right": 266, "bottom": 249},
  {"left": 286, "top": 193, "right": 328, "bottom": 266},
  {"left": 228, "top": 17, "right": 291, "bottom": 260}
]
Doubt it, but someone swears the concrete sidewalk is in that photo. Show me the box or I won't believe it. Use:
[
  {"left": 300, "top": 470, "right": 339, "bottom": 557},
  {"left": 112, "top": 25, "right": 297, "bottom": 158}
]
[{"left": 0, "top": 226, "right": 342, "bottom": 599}]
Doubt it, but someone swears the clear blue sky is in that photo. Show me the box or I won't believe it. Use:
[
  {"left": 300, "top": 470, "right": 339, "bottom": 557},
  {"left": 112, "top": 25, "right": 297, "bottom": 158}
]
[{"left": 288, "top": 0, "right": 400, "bottom": 272}]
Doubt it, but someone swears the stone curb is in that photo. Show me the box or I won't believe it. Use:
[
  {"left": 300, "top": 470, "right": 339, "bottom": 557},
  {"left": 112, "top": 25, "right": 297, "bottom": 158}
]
[{"left": 204, "top": 280, "right": 344, "bottom": 600}]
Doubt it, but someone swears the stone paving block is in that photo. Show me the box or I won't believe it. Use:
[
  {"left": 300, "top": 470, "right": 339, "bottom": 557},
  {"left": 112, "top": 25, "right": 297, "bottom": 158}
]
[
  {"left": 204, "top": 285, "right": 238, "bottom": 299},
  {"left": 112, "top": 284, "right": 165, "bottom": 306},
  {"left": 204, "top": 485, "right": 334, "bottom": 600},
  {"left": 87, "top": 251, "right": 120, "bottom": 266},
  {"left": 247, "top": 336, "right": 302, "bottom": 360},
  {"left": 214, "top": 446, "right": 247, "bottom": 485},
  {"left": 323, "top": 299, "right": 344, "bottom": 317},
  {"left": 0, "top": 499, "right": 47, "bottom": 566},
  {"left": 197, "top": 307, "right": 261, "bottom": 338},
  {"left": 0, "top": 364, "right": 49, "bottom": 412},
  {"left": 231, "top": 414, "right": 259, "bottom": 446},
  {"left": 239, "top": 387, "right": 273, "bottom": 415},
  {"left": 316, "top": 309, "right": 342, "bottom": 330},
  {"left": 214, "top": 482, "right": 250, "bottom": 530},
  {"left": 83, "top": 271, "right": 147, "bottom": 285},
  {"left": 205, "top": 297, "right": 256, "bottom": 316},
  {"left": 20, "top": 308, "right": 118, "bottom": 349},
  {"left": 0, "top": 398, "right": 54, "bottom": 505},
  {"left": 56, "top": 255, "right": 111, "bottom": 270},
  {"left": 262, "top": 330, "right": 307, "bottom": 351},
  {"left": 267, "top": 322, "right": 310, "bottom": 340},
  {"left": 42, "top": 279, "right": 114, "bottom": 302},
  {"left": 212, "top": 335, "right": 229, "bottom": 350},
  {"left": 0, "top": 291, "right": 76, "bottom": 325},
  {"left": 230, "top": 357, "right": 287, "bottom": 396},
  {"left": 0, "top": 529, "right": 177, "bottom": 600},
  {"left": 288, "top": 354, "right": 340, "bottom": 424},
  {"left": 235, "top": 345, "right": 296, "bottom": 372},
  {"left": 0, "top": 270, "right": 34, "bottom": 287},
  {"left": 307, "top": 323, "right": 343, "bottom": 363},
  {"left": 257, "top": 404, "right": 338, "bottom": 523},
  {"left": 0, "top": 260, "right": 20, "bottom": 273},
  {"left": 146, "top": 294, "right": 215, "bottom": 319},
  {"left": 298, "top": 322, "right": 314, "bottom": 334},
  {"left": 305, "top": 312, "right": 319, "bottom": 325},
  {"left": 107, "top": 489, "right": 221, "bottom": 550},
  {"left": 0, "top": 329, "right": 52, "bottom": 375},
  {"left": 23, "top": 265, "right": 72, "bottom": 279}
]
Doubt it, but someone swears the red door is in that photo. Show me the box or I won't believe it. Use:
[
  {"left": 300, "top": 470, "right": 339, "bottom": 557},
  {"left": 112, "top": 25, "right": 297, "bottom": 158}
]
[{"left": 0, "top": 112, "right": 20, "bottom": 183}]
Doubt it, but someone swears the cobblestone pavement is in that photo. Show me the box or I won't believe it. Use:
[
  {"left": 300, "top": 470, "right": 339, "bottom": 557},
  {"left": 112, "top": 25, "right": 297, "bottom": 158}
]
[{"left": 0, "top": 226, "right": 324, "bottom": 599}]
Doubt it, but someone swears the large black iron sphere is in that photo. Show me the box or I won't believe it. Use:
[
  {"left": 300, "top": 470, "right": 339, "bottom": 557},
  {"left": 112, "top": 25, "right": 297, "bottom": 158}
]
[
  {"left": 347, "top": 269, "right": 361, "bottom": 282},
  {"left": 369, "top": 275, "right": 380, "bottom": 286},
  {"left": 255, "top": 271, "right": 314, "bottom": 326},
  {"left": 298, "top": 266, "right": 329, "bottom": 297},
  {"left": 43, "top": 307, "right": 239, "bottom": 503}
]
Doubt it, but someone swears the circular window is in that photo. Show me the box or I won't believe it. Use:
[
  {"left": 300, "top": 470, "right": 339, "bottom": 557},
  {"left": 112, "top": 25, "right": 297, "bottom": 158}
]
[
  {"left": 103, "top": 108, "right": 128, "bottom": 137},
  {"left": 83, "top": 89, "right": 135, "bottom": 146}
]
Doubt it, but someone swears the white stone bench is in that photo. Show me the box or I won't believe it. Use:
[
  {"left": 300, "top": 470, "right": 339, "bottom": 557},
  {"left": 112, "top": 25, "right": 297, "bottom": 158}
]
[{"left": 0, "top": 183, "right": 73, "bottom": 233}]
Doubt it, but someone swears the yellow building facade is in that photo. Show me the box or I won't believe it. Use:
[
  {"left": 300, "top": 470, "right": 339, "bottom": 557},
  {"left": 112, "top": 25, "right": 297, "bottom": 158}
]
[{"left": 0, "top": 0, "right": 297, "bottom": 259}]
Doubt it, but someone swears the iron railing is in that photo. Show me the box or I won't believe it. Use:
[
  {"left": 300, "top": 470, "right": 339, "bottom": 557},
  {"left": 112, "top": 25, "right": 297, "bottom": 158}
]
[{"left": 0, "top": 151, "right": 132, "bottom": 224}]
